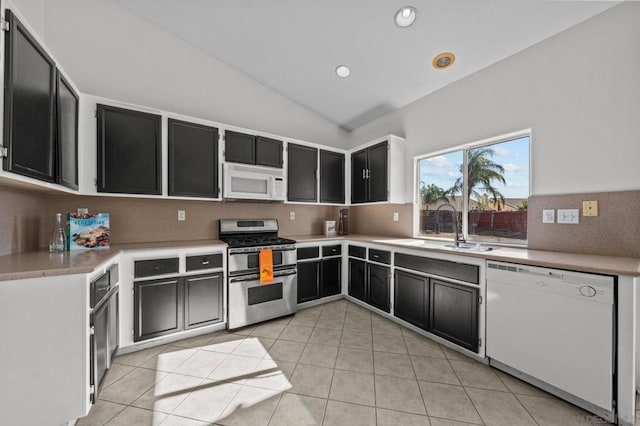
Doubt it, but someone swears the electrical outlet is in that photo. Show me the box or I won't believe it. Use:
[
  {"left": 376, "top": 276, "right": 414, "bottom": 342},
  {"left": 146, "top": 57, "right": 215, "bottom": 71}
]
[
  {"left": 542, "top": 209, "right": 555, "bottom": 224},
  {"left": 557, "top": 209, "right": 579, "bottom": 224},
  {"left": 178, "top": 210, "right": 186, "bottom": 221},
  {"left": 583, "top": 200, "right": 598, "bottom": 216},
  {"left": 290, "top": 211, "right": 295, "bottom": 220},
  {"left": 393, "top": 212, "right": 399, "bottom": 222}
]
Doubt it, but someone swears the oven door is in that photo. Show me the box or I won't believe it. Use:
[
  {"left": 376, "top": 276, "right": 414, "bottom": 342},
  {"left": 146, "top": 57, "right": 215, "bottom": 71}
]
[
  {"left": 228, "top": 247, "right": 296, "bottom": 275},
  {"left": 228, "top": 269, "right": 297, "bottom": 329}
]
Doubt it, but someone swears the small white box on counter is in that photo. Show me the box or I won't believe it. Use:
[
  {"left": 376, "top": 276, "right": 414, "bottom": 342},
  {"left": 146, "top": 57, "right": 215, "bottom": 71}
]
[{"left": 324, "top": 220, "right": 337, "bottom": 237}]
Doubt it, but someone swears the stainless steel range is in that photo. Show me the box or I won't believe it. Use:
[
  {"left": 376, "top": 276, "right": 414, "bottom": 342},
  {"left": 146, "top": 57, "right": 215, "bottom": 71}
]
[{"left": 219, "top": 219, "right": 297, "bottom": 329}]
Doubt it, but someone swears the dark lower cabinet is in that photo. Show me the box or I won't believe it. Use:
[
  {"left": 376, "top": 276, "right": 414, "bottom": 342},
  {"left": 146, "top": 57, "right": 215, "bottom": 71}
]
[
  {"left": 185, "top": 274, "right": 223, "bottom": 329},
  {"left": 296, "top": 246, "right": 341, "bottom": 303},
  {"left": 348, "top": 259, "right": 366, "bottom": 302},
  {"left": 320, "top": 257, "right": 341, "bottom": 297},
  {"left": 394, "top": 270, "right": 429, "bottom": 329},
  {"left": 134, "top": 278, "right": 183, "bottom": 342},
  {"left": 367, "top": 263, "right": 390, "bottom": 312},
  {"left": 288, "top": 143, "right": 317, "bottom": 202},
  {"left": 168, "top": 119, "right": 219, "bottom": 198},
  {"left": 348, "top": 254, "right": 390, "bottom": 313},
  {"left": 297, "top": 261, "right": 320, "bottom": 303},
  {"left": 97, "top": 104, "right": 162, "bottom": 195},
  {"left": 134, "top": 273, "right": 222, "bottom": 342},
  {"left": 430, "top": 279, "right": 479, "bottom": 352}
]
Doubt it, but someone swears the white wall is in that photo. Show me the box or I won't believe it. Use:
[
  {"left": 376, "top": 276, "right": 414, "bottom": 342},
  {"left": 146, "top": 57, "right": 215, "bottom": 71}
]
[
  {"left": 348, "top": 3, "right": 640, "bottom": 201},
  {"left": 9, "top": 0, "right": 348, "bottom": 148}
]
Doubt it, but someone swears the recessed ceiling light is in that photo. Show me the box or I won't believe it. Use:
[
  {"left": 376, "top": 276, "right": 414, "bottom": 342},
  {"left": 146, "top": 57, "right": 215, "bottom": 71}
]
[
  {"left": 335, "top": 65, "right": 351, "bottom": 78},
  {"left": 432, "top": 52, "right": 456, "bottom": 70},
  {"left": 395, "top": 6, "right": 417, "bottom": 28}
]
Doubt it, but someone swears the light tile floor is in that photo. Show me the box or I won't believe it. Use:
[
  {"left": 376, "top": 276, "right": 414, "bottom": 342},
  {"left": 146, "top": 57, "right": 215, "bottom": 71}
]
[{"left": 77, "top": 299, "right": 635, "bottom": 425}]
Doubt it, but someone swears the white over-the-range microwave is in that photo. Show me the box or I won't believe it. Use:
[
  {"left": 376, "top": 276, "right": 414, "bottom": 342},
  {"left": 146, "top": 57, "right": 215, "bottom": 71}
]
[{"left": 223, "top": 163, "right": 286, "bottom": 201}]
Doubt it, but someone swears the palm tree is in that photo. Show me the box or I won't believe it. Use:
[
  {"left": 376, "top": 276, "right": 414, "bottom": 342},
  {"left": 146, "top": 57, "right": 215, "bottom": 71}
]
[
  {"left": 450, "top": 148, "right": 506, "bottom": 208},
  {"left": 419, "top": 182, "right": 450, "bottom": 208}
]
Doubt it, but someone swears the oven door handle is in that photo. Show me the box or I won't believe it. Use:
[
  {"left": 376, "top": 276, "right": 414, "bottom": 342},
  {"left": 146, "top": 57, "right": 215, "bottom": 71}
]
[
  {"left": 229, "top": 247, "right": 296, "bottom": 255},
  {"left": 229, "top": 269, "right": 297, "bottom": 283}
]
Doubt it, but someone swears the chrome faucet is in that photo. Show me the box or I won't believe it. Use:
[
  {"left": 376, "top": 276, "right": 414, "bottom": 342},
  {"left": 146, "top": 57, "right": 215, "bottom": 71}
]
[{"left": 435, "top": 203, "right": 465, "bottom": 248}]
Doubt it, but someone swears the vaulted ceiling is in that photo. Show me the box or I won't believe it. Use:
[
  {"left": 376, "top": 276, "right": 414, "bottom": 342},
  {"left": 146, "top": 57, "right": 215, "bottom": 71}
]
[{"left": 114, "top": 0, "right": 617, "bottom": 130}]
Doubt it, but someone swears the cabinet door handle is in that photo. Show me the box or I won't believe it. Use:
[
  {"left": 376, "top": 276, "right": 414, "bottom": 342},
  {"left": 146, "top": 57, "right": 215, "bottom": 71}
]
[
  {"left": 362, "top": 169, "right": 366, "bottom": 179},
  {"left": 365, "top": 169, "right": 370, "bottom": 179},
  {"left": 202, "top": 260, "right": 210, "bottom": 265}
]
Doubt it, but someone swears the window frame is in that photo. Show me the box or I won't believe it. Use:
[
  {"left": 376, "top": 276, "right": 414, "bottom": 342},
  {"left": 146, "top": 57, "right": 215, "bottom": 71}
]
[{"left": 413, "top": 129, "right": 532, "bottom": 246}]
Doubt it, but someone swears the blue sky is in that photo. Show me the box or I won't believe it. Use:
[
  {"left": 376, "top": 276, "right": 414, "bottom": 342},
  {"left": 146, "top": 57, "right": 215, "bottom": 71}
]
[{"left": 418, "top": 136, "right": 530, "bottom": 199}]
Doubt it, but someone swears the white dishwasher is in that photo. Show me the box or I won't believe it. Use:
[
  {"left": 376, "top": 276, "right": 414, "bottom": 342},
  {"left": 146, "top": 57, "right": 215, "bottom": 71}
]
[{"left": 486, "top": 261, "right": 615, "bottom": 421}]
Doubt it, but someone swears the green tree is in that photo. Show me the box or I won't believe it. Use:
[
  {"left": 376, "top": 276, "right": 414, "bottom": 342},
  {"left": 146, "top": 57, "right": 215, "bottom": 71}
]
[
  {"left": 451, "top": 148, "right": 506, "bottom": 208},
  {"left": 420, "top": 182, "right": 450, "bottom": 208}
]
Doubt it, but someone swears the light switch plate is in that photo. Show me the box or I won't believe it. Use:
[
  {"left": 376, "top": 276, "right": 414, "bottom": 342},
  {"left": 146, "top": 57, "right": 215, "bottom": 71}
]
[
  {"left": 542, "top": 209, "right": 555, "bottom": 223},
  {"left": 557, "top": 209, "right": 579, "bottom": 224},
  {"left": 583, "top": 200, "right": 598, "bottom": 216}
]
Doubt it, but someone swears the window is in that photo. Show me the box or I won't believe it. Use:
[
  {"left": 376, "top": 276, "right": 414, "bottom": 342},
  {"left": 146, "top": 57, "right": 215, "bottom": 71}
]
[{"left": 416, "top": 132, "right": 530, "bottom": 244}]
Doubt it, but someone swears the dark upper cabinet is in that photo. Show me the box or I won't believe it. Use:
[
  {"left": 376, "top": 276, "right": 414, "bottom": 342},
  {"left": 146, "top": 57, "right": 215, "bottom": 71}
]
[
  {"left": 287, "top": 143, "right": 317, "bottom": 202},
  {"left": 97, "top": 104, "right": 162, "bottom": 195},
  {"left": 3, "top": 10, "right": 56, "bottom": 183},
  {"left": 430, "top": 279, "right": 479, "bottom": 352},
  {"left": 256, "top": 136, "right": 283, "bottom": 168},
  {"left": 225, "top": 130, "right": 255, "bottom": 165},
  {"left": 351, "top": 149, "right": 367, "bottom": 204},
  {"left": 348, "top": 258, "right": 366, "bottom": 302},
  {"left": 168, "top": 119, "right": 219, "bottom": 198},
  {"left": 56, "top": 72, "right": 79, "bottom": 190},
  {"left": 297, "top": 260, "right": 320, "bottom": 303},
  {"left": 319, "top": 150, "right": 345, "bottom": 204},
  {"left": 367, "top": 142, "right": 388, "bottom": 202},
  {"left": 394, "top": 270, "right": 429, "bottom": 330},
  {"left": 134, "top": 277, "right": 183, "bottom": 342},
  {"left": 320, "top": 257, "right": 341, "bottom": 298},
  {"left": 225, "top": 130, "right": 283, "bottom": 168},
  {"left": 367, "top": 263, "right": 390, "bottom": 313},
  {"left": 351, "top": 141, "right": 388, "bottom": 204},
  {"left": 184, "top": 273, "right": 223, "bottom": 329}
]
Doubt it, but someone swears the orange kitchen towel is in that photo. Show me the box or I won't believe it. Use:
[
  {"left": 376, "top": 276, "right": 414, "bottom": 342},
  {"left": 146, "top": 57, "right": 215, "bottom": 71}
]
[{"left": 259, "top": 248, "right": 274, "bottom": 284}]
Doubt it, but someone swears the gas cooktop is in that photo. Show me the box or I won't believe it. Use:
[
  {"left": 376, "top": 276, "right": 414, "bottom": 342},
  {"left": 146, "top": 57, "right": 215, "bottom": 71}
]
[
  {"left": 218, "top": 218, "right": 296, "bottom": 248},
  {"left": 221, "top": 236, "right": 296, "bottom": 248}
]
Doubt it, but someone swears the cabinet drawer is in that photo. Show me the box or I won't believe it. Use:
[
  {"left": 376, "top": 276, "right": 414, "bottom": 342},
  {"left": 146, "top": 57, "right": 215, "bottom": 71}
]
[
  {"left": 368, "top": 249, "right": 391, "bottom": 265},
  {"left": 297, "top": 246, "right": 320, "bottom": 260},
  {"left": 322, "top": 244, "right": 342, "bottom": 257},
  {"left": 395, "top": 253, "right": 479, "bottom": 284},
  {"left": 134, "top": 258, "right": 179, "bottom": 278},
  {"left": 186, "top": 253, "right": 223, "bottom": 271},
  {"left": 348, "top": 245, "right": 366, "bottom": 259}
]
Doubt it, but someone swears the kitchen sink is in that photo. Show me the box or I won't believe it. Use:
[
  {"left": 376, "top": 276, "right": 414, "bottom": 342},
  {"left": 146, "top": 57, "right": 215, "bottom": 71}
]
[{"left": 373, "top": 239, "right": 498, "bottom": 252}]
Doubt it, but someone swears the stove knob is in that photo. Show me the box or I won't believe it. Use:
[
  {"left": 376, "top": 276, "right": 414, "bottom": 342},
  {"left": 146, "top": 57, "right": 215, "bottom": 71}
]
[{"left": 579, "top": 286, "right": 597, "bottom": 297}]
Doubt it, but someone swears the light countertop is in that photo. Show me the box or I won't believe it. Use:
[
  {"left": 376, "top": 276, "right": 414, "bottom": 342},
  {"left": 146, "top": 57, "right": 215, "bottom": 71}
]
[
  {"left": 0, "top": 240, "right": 226, "bottom": 281},
  {"left": 1, "top": 235, "right": 639, "bottom": 281},
  {"left": 286, "top": 234, "right": 640, "bottom": 277}
]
